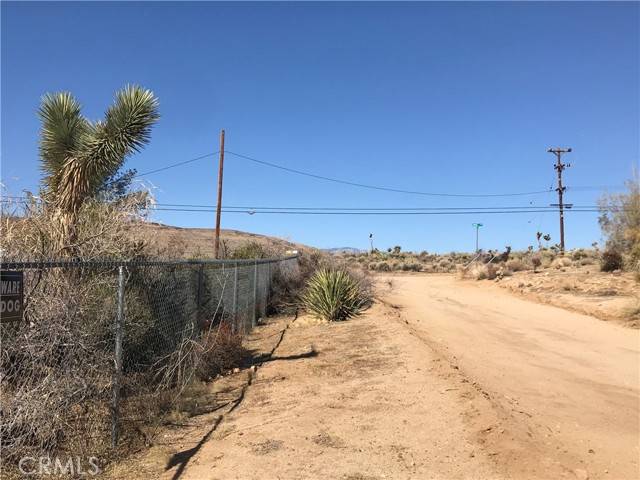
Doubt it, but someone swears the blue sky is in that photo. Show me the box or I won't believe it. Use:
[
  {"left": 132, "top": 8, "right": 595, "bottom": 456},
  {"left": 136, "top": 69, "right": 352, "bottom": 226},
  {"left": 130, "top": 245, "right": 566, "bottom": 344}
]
[{"left": 2, "top": 2, "right": 638, "bottom": 252}]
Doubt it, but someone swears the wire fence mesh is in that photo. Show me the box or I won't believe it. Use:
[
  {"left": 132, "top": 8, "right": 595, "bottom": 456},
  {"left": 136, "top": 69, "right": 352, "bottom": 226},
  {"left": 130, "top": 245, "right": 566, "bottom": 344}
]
[{"left": 0, "top": 255, "right": 298, "bottom": 461}]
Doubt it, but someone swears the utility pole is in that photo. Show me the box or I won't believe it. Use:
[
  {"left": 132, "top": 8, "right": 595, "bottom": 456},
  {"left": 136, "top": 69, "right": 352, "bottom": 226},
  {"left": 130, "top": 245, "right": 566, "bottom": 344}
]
[
  {"left": 547, "top": 147, "right": 571, "bottom": 254},
  {"left": 369, "top": 233, "right": 374, "bottom": 253},
  {"left": 214, "top": 130, "right": 225, "bottom": 259},
  {"left": 472, "top": 223, "right": 483, "bottom": 253}
]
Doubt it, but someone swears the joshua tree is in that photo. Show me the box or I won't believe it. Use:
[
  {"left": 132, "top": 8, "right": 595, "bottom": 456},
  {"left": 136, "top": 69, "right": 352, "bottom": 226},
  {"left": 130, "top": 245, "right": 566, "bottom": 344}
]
[{"left": 38, "top": 85, "right": 159, "bottom": 244}]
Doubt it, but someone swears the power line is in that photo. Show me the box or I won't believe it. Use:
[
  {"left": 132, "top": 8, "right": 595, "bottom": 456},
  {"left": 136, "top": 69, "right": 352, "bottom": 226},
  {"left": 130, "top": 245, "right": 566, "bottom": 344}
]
[
  {"left": 133, "top": 151, "right": 219, "bottom": 178},
  {"left": 150, "top": 207, "right": 606, "bottom": 216},
  {"left": 153, "top": 203, "right": 612, "bottom": 211},
  {"left": 224, "top": 150, "right": 554, "bottom": 198},
  {"left": 0, "top": 197, "right": 618, "bottom": 211},
  {"left": 1, "top": 196, "right": 625, "bottom": 211},
  {"left": 568, "top": 185, "right": 626, "bottom": 191}
]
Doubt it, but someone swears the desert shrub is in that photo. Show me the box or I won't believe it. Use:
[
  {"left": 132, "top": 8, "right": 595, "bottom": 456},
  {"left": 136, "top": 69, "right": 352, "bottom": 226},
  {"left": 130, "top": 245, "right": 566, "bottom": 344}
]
[
  {"left": 230, "top": 241, "right": 271, "bottom": 259},
  {"left": 1, "top": 195, "right": 147, "bottom": 260},
  {"left": 466, "top": 263, "right": 498, "bottom": 280},
  {"left": 300, "top": 269, "right": 369, "bottom": 321},
  {"left": 506, "top": 259, "right": 527, "bottom": 272},
  {"left": 195, "top": 322, "right": 249, "bottom": 380},
  {"left": 571, "top": 249, "right": 588, "bottom": 261},
  {"left": 539, "top": 250, "right": 556, "bottom": 268},
  {"left": 485, "top": 263, "right": 498, "bottom": 280},
  {"left": 551, "top": 257, "right": 572, "bottom": 269},
  {"left": 267, "top": 252, "right": 312, "bottom": 314},
  {"left": 471, "top": 265, "right": 487, "bottom": 280},
  {"left": 374, "top": 262, "right": 391, "bottom": 272},
  {"left": 401, "top": 262, "right": 422, "bottom": 272},
  {"left": 599, "top": 175, "right": 640, "bottom": 269},
  {"left": 498, "top": 267, "right": 513, "bottom": 277},
  {"left": 580, "top": 257, "right": 595, "bottom": 266},
  {"left": 531, "top": 254, "right": 542, "bottom": 271},
  {"left": 437, "top": 259, "right": 451, "bottom": 269},
  {"left": 267, "top": 249, "right": 367, "bottom": 316},
  {"left": 601, "top": 248, "right": 624, "bottom": 272}
]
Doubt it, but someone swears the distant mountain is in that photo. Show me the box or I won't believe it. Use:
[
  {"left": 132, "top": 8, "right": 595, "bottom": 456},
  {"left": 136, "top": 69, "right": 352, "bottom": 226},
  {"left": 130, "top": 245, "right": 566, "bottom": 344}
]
[{"left": 323, "top": 247, "right": 365, "bottom": 255}]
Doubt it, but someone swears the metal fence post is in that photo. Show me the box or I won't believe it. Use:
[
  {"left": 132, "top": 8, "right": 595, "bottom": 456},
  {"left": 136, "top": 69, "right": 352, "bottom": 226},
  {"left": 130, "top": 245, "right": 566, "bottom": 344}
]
[
  {"left": 196, "top": 264, "right": 204, "bottom": 329},
  {"left": 232, "top": 262, "right": 238, "bottom": 333},
  {"left": 252, "top": 260, "right": 258, "bottom": 328},
  {"left": 267, "top": 261, "right": 272, "bottom": 314},
  {"left": 111, "top": 265, "right": 125, "bottom": 448}
]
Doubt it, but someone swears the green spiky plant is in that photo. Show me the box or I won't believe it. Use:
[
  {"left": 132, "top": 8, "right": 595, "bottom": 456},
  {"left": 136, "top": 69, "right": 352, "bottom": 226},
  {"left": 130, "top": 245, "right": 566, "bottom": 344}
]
[
  {"left": 301, "top": 269, "right": 367, "bottom": 321},
  {"left": 37, "top": 85, "right": 159, "bottom": 246}
]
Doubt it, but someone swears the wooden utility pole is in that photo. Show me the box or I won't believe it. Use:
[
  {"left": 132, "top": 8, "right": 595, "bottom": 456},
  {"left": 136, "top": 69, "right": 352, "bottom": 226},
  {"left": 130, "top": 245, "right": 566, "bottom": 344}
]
[
  {"left": 214, "top": 130, "right": 225, "bottom": 259},
  {"left": 547, "top": 147, "right": 571, "bottom": 254}
]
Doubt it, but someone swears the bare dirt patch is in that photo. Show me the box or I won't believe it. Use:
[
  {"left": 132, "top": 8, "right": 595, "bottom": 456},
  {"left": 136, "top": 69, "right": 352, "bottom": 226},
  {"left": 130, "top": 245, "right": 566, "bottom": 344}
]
[{"left": 493, "top": 265, "right": 639, "bottom": 327}]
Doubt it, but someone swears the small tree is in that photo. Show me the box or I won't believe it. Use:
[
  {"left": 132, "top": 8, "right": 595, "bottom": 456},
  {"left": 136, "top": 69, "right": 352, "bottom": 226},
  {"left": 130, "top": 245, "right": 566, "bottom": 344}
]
[
  {"left": 38, "top": 85, "right": 159, "bottom": 249},
  {"left": 599, "top": 173, "right": 640, "bottom": 269}
]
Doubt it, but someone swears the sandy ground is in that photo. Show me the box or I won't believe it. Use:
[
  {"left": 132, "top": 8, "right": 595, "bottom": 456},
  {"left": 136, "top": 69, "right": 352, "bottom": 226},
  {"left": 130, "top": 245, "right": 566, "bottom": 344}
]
[
  {"left": 493, "top": 266, "right": 639, "bottom": 327},
  {"left": 382, "top": 274, "right": 640, "bottom": 480},
  {"left": 108, "top": 306, "right": 506, "bottom": 480},
  {"left": 108, "top": 275, "right": 640, "bottom": 480}
]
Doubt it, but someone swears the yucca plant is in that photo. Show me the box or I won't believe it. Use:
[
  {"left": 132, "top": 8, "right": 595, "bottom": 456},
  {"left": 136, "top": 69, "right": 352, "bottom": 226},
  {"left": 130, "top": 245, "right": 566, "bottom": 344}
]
[
  {"left": 301, "top": 269, "right": 366, "bottom": 321},
  {"left": 37, "top": 85, "right": 159, "bottom": 247}
]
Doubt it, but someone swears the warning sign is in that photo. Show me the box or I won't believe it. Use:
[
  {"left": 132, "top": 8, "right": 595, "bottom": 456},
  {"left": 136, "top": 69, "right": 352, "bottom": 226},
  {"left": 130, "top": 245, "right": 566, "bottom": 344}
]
[{"left": 1, "top": 271, "right": 24, "bottom": 323}]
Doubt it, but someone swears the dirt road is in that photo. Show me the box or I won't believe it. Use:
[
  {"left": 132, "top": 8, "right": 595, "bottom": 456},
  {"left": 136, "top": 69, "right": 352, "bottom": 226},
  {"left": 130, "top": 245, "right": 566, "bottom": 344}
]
[
  {"left": 110, "top": 274, "right": 639, "bottom": 480},
  {"left": 382, "top": 274, "right": 640, "bottom": 480}
]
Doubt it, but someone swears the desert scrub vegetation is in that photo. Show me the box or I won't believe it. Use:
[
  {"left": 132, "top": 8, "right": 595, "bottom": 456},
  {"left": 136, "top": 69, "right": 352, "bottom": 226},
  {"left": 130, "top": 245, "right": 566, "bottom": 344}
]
[
  {"left": 229, "top": 240, "right": 273, "bottom": 260},
  {"left": 300, "top": 268, "right": 371, "bottom": 321},
  {"left": 342, "top": 244, "right": 606, "bottom": 281},
  {"left": 600, "top": 249, "right": 624, "bottom": 272},
  {"left": 350, "top": 248, "right": 473, "bottom": 274},
  {"left": 599, "top": 173, "right": 640, "bottom": 272},
  {"left": 0, "top": 86, "right": 296, "bottom": 472},
  {"left": 0, "top": 86, "right": 164, "bottom": 467}
]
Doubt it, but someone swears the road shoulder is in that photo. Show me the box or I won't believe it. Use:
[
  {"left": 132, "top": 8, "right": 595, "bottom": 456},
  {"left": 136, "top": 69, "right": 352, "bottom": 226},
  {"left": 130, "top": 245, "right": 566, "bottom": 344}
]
[{"left": 108, "top": 303, "right": 507, "bottom": 479}]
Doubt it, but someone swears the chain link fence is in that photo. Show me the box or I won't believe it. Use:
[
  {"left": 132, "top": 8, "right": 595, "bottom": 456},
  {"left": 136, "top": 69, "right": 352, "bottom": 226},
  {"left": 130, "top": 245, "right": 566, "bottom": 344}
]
[{"left": 0, "top": 255, "right": 298, "bottom": 463}]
